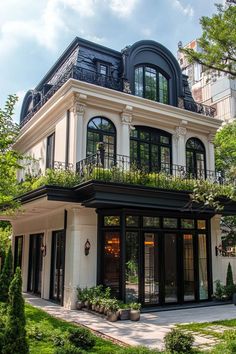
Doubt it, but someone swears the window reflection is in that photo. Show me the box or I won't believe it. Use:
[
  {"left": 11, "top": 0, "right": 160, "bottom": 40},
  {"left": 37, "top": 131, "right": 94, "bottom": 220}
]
[
  {"left": 144, "top": 233, "right": 159, "bottom": 304},
  {"left": 198, "top": 234, "right": 208, "bottom": 300},
  {"left": 126, "top": 232, "right": 139, "bottom": 302},
  {"left": 103, "top": 231, "right": 120, "bottom": 297},
  {"left": 183, "top": 234, "right": 195, "bottom": 301}
]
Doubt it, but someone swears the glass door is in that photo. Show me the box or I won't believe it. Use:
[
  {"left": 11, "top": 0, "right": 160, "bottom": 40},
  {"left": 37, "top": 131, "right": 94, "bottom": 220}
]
[
  {"left": 183, "top": 233, "right": 195, "bottom": 301},
  {"left": 144, "top": 232, "right": 159, "bottom": 304},
  {"left": 28, "top": 234, "right": 43, "bottom": 295},
  {"left": 50, "top": 230, "right": 65, "bottom": 304},
  {"left": 164, "top": 233, "right": 178, "bottom": 303}
]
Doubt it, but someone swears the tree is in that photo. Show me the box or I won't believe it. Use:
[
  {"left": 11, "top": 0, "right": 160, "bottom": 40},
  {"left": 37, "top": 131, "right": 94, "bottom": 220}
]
[
  {"left": 0, "top": 94, "right": 23, "bottom": 208},
  {"left": 0, "top": 246, "right": 13, "bottom": 301},
  {"left": 214, "top": 120, "right": 236, "bottom": 179},
  {"left": 226, "top": 262, "right": 234, "bottom": 287},
  {"left": 3, "top": 267, "right": 29, "bottom": 354},
  {"left": 0, "top": 221, "right": 12, "bottom": 268},
  {"left": 181, "top": 4, "right": 236, "bottom": 77}
]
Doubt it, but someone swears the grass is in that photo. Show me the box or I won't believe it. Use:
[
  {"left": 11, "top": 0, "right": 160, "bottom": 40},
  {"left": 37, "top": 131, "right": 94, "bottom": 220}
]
[{"left": 0, "top": 302, "right": 161, "bottom": 354}]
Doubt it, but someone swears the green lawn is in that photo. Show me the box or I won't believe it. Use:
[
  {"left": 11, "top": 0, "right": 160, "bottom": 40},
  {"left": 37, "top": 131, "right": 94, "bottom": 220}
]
[{"left": 0, "top": 302, "right": 160, "bottom": 354}]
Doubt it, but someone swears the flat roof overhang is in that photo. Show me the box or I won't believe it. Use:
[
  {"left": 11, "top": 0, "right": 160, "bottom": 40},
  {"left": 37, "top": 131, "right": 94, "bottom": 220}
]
[{"left": 1, "top": 181, "right": 236, "bottom": 221}]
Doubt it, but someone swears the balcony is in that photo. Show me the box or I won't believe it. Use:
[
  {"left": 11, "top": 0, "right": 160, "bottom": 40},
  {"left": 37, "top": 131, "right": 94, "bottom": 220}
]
[
  {"left": 75, "top": 153, "right": 227, "bottom": 190},
  {"left": 20, "top": 65, "right": 216, "bottom": 129}
]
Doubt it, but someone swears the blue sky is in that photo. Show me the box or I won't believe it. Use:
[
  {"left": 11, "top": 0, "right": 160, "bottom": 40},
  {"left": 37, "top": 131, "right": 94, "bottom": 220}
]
[{"left": 0, "top": 0, "right": 222, "bottom": 122}]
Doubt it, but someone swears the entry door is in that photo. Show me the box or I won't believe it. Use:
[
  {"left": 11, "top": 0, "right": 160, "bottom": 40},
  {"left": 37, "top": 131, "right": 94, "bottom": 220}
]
[
  {"left": 163, "top": 233, "right": 178, "bottom": 303},
  {"left": 144, "top": 232, "right": 159, "bottom": 304},
  {"left": 50, "top": 230, "right": 65, "bottom": 304},
  {"left": 28, "top": 234, "right": 44, "bottom": 295}
]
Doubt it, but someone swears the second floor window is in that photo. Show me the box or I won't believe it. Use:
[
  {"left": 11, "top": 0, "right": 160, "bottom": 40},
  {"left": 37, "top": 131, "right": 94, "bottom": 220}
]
[
  {"left": 130, "top": 126, "right": 171, "bottom": 173},
  {"left": 87, "top": 117, "right": 116, "bottom": 156},
  {"left": 46, "top": 133, "right": 55, "bottom": 169},
  {"left": 135, "top": 66, "right": 169, "bottom": 104},
  {"left": 186, "top": 138, "right": 206, "bottom": 179}
]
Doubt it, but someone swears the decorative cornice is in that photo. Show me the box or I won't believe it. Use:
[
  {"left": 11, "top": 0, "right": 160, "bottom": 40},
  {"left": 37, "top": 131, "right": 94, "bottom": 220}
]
[
  {"left": 121, "top": 105, "right": 133, "bottom": 124},
  {"left": 174, "top": 126, "right": 187, "bottom": 140},
  {"left": 208, "top": 133, "right": 215, "bottom": 143},
  {"left": 71, "top": 93, "right": 87, "bottom": 115}
]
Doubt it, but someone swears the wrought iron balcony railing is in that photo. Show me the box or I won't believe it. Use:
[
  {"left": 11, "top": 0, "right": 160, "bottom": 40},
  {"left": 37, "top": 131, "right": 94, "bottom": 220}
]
[
  {"left": 20, "top": 64, "right": 216, "bottom": 129},
  {"left": 75, "top": 152, "right": 227, "bottom": 189}
]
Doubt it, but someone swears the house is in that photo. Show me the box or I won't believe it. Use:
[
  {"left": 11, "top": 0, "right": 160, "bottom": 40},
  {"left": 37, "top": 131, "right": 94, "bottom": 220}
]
[{"left": 3, "top": 37, "right": 236, "bottom": 309}]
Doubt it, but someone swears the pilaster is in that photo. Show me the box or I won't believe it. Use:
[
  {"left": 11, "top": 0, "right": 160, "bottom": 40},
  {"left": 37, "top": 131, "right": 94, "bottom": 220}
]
[
  {"left": 173, "top": 122, "right": 187, "bottom": 167},
  {"left": 119, "top": 105, "right": 133, "bottom": 157}
]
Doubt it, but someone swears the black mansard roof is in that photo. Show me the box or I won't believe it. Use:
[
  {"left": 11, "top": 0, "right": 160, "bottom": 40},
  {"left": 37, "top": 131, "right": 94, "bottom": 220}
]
[{"left": 20, "top": 37, "right": 215, "bottom": 127}]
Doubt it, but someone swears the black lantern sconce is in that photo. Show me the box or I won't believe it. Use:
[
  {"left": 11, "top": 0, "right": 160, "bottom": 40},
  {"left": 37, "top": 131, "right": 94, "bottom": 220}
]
[{"left": 84, "top": 239, "right": 91, "bottom": 256}]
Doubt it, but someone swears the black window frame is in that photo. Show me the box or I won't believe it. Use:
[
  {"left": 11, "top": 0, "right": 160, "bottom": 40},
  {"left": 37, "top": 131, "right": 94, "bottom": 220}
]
[
  {"left": 14, "top": 235, "right": 23, "bottom": 271},
  {"left": 134, "top": 64, "right": 169, "bottom": 104},
  {"left": 130, "top": 126, "right": 172, "bottom": 173},
  {"left": 186, "top": 137, "right": 206, "bottom": 179},
  {"left": 46, "top": 132, "right": 55, "bottom": 169},
  {"left": 86, "top": 116, "right": 116, "bottom": 157}
]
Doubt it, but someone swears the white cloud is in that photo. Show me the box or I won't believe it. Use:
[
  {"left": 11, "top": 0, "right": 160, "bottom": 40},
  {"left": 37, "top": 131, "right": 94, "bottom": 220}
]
[
  {"left": 108, "top": 0, "right": 139, "bottom": 17},
  {"left": 172, "top": 0, "right": 194, "bottom": 17}
]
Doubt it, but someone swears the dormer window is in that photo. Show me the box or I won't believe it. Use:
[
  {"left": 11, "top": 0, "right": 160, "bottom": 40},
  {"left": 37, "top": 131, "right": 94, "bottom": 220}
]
[
  {"left": 100, "top": 64, "right": 108, "bottom": 76},
  {"left": 134, "top": 66, "right": 169, "bottom": 104}
]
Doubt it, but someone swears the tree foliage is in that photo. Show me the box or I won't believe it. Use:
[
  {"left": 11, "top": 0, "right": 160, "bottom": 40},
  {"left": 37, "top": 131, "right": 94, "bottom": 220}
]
[
  {"left": 214, "top": 120, "right": 236, "bottom": 179},
  {"left": 0, "top": 94, "right": 23, "bottom": 208},
  {"left": 0, "top": 221, "right": 12, "bottom": 261},
  {"left": 181, "top": 4, "right": 236, "bottom": 76},
  {"left": 3, "top": 267, "right": 29, "bottom": 354},
  {"left": 0, "top": 246, "right": 13, "bottom": 302}
]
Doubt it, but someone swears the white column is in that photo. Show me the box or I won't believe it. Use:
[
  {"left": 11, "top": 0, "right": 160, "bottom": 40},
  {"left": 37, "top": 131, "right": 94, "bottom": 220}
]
[
  {"left": 71, "top": 94, "right": 87, "bottom": 167},
  {"left": 174, "top": 126, "right": 187, "bottom": 167},
  {"left": 119, "top": 106, "right": 133, "bottom": 157},
  {"left": 208, "top": 134, "right": 215, "bottom": 172}
]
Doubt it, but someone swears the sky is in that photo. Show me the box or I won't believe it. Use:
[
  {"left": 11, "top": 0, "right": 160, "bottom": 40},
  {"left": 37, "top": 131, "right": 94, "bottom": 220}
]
[{"left": 0, "top": 0, "right": 223, "bottom": 122}]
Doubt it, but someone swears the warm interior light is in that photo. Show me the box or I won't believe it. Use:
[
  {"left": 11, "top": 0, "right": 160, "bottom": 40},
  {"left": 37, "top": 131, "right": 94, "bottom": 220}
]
[{"left": 144, "top": 241, "right": 154, "bottom": 246}]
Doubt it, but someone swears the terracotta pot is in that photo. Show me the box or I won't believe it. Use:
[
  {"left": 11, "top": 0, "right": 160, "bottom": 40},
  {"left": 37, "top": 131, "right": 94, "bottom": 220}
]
[
  {"left": 130, "top": 309, "right": 140, "bottom": 321},
  {"left": 119, "top": 308, "right": 130, "bottom": 320},
  {"left": 99, "top": 305, "right": 105, "bottom": 314},
  {"left": 107, "top": 311, "right": 118, "bottom": 322},
  {"left": 95, "top": 304, "right": 100, "bottom": 312},
  {"left": 91, "top": 304, "right": 96, "bottom": 311},
  {"left": 84, "top": 300, "right": 90, "bottom": 308}
]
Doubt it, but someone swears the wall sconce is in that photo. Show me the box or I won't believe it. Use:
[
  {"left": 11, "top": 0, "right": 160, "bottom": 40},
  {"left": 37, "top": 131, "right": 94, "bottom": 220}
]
[
  {"left": 41, "top": 244, "right": 47, "bottom": 257},
  {"left": 84, "top": 239, "right": 91, "bottom": 256}
]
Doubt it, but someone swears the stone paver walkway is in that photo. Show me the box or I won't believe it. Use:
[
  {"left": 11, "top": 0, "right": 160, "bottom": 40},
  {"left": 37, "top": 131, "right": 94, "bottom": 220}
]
[{"left": 25, "top": 294, "right": 236, "bottom": 350}]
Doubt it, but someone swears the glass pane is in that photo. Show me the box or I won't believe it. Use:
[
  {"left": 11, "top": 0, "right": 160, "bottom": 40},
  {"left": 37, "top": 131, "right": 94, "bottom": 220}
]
[
  {"left": 160, "top": 135, "right": 169, "bottom": 144},
  {"left": 126, "top": 216, "right": 139, "bottom": 227},
  {"left": 197, "top": 220, "right": 206, "bottom": 230},
  {"left": 140, "top": 130, "right": 150, "bottom": 141},
  {"left": 183, "top": 234, "right": 195, "bottom": 301},
  {"left": 145, "top": 67, "right": 157, "bottom": 101},
  {"left": 165, "top": 233, "right": 177, "bottom": 303},
  {"left": 130, "top": 140, "right": 138, "bottom": 163},
  {"left": 198, "top": 234, "right": 208, "bottom": 300},
  {"left": 144, "top": 233, "right": 159, "bottom": 304},
  {"left": 87, "top": 131, "right": 100, "bottom": 155},
  {"left": 103, "top": 231, "right": 120, "bottom": 297},
  {"left": 100, "top": 65, "right": 107, "bottom": 75},
  {"left": 163, "top": 218, "right": 178, "bottom": 228},
  {"left": 143, "top": 216, "right": 160, "bottom": 228},
  {"left": 104, "top": 216, "right": 120, "bottom": 226},
  {"left": 151, "top": 145, "right": 159, "bottom": 172},
  {"left": 140, "top": 142, "right": 150, "bottom": 170},
  {"left": 135, "top": 67, "right": 143, "bottom": 97},
  {"left": 161, "top": 146, "right": 170, "bottom": 172},
  {"left": 181, "top": 219, "right": 195, "bottom": 229},
  {"left": 126, "top": 232, "right": 139, "bottom": 302},
  {"left": 159, "top": 73, "right": 168, "bottom": 104}
]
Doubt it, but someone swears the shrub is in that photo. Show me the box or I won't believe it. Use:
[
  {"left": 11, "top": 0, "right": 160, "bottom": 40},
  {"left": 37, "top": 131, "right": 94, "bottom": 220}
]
[
  {"left": 3, "top": 267, "right": 29, "bottom": 354},
  {"left": 226, "top": 262, "right": 234, "bottom": 288},
  {"left": 0, "top": 246, "right": 13, "bottom": 302},
  {"left": 67, "top": 327, "right": 95, "bottom": 350},
  {"left": 164, "top": 328, "right": 194, "bottom": 353},
  {"left": 214, "top": 280, "right": 225, "bottom": 300}
]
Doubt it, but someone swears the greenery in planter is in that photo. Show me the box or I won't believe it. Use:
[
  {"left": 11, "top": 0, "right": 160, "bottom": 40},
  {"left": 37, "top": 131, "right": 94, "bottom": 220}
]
[
  {"left": 0, "top": 246, "right": 13, "bottom": 302},
  {"left": 164, "top": 328, "right": 194, "bottom": 353},
  {"left": 3, "top": 267, "right": 29, "bottom": 354},
  {"left": 106, "top": 298, "right": 119, "bottom": 313},
  {"left": 129, "top": 302, "right": 141, "bottom": 310},
  {"left": 67, "top": 327, "right": 95, "bottom": 350}
]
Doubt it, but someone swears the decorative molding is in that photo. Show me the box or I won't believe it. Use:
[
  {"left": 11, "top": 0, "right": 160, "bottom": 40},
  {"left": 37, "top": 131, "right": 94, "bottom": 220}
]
[
  {"left": 123, "top": 80, "right": 132, "bottom": 94},
  {"left": 121, "top": 105, "right": 133, "bottom": 124},
  {"left": 178, "top": 97, "right": 184, "bottom": 109},
  {"left": 174, "top": 126, "right": 187, "bottom": 141},
  {"left": 208, "top": 133, "right": 215, "bottom": 143}
]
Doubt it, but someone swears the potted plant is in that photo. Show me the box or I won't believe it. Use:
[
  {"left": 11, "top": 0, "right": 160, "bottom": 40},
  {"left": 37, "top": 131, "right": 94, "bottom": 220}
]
[
  {"left": 130, "top": 302, "right": 141, "bottom": 321},
  {"left": 118, "top": 302, "right": 131, "bottom": 320},
  {"left": 76, "top": 287, "right": 85, "bottom": 310},
  {"left": 106, "top": 299, "right": 119, "bottom": 322}
]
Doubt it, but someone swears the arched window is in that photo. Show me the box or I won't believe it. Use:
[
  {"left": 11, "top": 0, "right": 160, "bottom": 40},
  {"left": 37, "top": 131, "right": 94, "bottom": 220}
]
[
  {"left": 87, "top": 117, "right": 116, "bottom": 156},
  {"left": 134, "top": 66, "right": 169, "bottom": 104},
  {"left": 186, "top": 138, "right": 206, "bottom": 178},
  {"left": 130, "top": 126, "right": 171, "bottom": 173}
]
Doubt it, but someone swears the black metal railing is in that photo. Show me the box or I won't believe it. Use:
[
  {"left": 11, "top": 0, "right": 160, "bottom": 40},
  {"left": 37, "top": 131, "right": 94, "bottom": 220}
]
[
  {"left": 75, "top": 153, "right": 228, "bottom": 189},
  {"left": 20, "top": 63, "right": 216, "bottom": 129},
  {"left": 53, "top": 161, "right": 74, "bottom": 171},
  {"left": 184, "top": 100, "right": 216, "bottom": 118}
]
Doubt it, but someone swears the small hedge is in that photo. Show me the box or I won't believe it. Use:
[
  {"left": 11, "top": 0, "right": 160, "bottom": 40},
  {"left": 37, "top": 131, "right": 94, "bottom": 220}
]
[
  {"left": 67, "top": 327, "right": 96, "bottom": 350},
  {"left": 164, "top": 328, "right": 194, "bottom": 353}
]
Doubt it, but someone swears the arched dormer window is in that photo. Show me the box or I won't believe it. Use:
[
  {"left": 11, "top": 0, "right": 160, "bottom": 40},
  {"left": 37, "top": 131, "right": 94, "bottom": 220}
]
[
  {"left": 130, "top": 126, "right": 172, "bottom": 173},
  {"left": 87, "top": 117, "right": 116, "bottom": 156},
  {"left": 134, "top": 66, "right": 169, "bottom": 104},
  {"left": 186, "top": 138, "right": 206, "bottom": 179}
]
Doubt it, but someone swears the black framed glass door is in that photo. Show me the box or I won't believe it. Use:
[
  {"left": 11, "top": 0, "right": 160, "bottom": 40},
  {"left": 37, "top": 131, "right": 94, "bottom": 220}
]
[
  {"left": 143, "top": 232, "right": 159, "bottom": 304},
  {"left": 14, "top": 235, "right": 23, "bottom": 271},
  {"left": 164, "top": 233, "right": 178, "bottom": 303},
  {"left": 50, "top": 230, "right": 65, "bottom": 304},
  {"left": 28, "top": 234, "right": 43, "bottom": 295}
]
